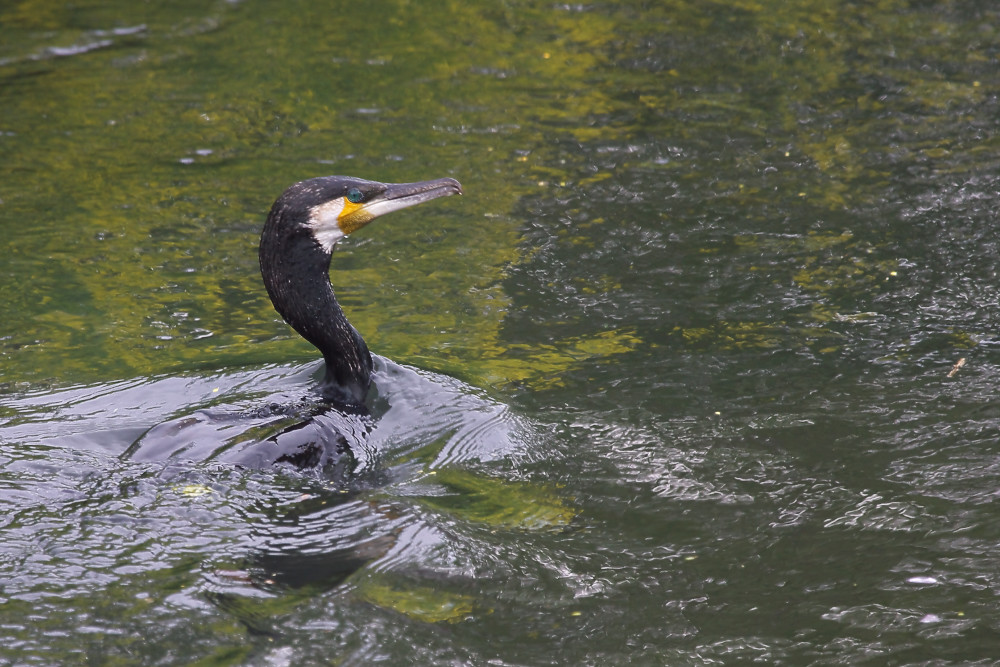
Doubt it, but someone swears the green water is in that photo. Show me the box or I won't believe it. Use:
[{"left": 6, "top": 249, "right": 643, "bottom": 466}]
[{"left": 3, "top": 0, "right": 1000, "bottom": 664}]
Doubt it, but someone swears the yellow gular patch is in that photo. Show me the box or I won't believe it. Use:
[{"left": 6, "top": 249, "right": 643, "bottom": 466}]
[{"left": 337, "top": 198, "right": 375, "bottom": 235}]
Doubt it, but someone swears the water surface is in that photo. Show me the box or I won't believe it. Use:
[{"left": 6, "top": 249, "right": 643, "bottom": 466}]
[{"left": 2, "top": 0, "right": 1000, "bottom": 663}]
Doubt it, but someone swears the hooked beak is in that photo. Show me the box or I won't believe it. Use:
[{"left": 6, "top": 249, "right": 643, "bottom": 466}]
[{"left": 338, "top": 177, "right": 462, "bottom": 233}]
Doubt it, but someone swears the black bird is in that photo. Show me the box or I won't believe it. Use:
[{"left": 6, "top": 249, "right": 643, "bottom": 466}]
[
  {"left": 125, "top": 175, "right": 461, "bottom": 470},
  {"left": 260, "top": 175, "right": 462, "bottom": 408}
]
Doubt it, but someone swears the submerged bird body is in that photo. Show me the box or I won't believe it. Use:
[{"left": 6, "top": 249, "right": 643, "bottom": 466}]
[{"left": 259, "top": 176, "right": 462, "bottom": 408}]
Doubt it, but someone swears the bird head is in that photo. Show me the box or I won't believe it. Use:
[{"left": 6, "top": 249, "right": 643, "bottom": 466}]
[{"left": 268, "top": 176, "right": 463, "bottom": 253}]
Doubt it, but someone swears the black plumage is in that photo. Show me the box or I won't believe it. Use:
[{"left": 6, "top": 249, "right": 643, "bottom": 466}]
[{"left": 259, "top": 176, "right": 462, "bottom": 407}]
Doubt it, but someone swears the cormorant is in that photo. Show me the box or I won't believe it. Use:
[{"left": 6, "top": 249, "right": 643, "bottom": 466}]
[
  {"left": 260, "top": 175, "right": 462, "bottom": 408},
  {"left": 124, "top": 175, "right": 461, "bottom": 470}
]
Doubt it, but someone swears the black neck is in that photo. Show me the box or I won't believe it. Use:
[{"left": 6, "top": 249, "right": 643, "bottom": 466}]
[{"left": 260, "top": 224, "right": 372, "bottom": 408}]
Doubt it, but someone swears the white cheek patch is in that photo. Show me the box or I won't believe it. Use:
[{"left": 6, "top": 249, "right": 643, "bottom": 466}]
[{"left": 307, "top": 198, "right": 347, "bottom": 252}]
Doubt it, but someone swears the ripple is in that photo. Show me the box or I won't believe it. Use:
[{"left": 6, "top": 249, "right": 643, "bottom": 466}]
[{"left": 0, "top": 25, "right": 147, "bottom": 67}]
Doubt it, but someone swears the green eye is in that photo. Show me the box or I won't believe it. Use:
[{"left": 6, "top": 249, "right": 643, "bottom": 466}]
[{"left": 346, "top": 188, "right": 364, "bottom": 204}]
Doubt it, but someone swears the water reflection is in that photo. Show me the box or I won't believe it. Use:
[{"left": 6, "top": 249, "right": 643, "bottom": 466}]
[
  {"left": 3, "top": 0, "right": 1000, "bottom": 662},
  {"left": 0, "top": 354, "right": 543, "bottom": 655},
  {"left": 242, "top": 481, "right": 389, "bottom": 575}
]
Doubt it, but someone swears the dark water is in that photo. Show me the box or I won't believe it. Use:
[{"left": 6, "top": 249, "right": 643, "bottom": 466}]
[{"left": 2, "top": 0, "right": 1000, "bottom": 664}]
